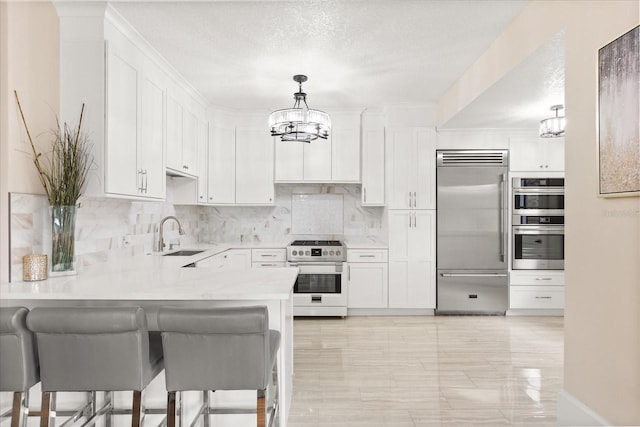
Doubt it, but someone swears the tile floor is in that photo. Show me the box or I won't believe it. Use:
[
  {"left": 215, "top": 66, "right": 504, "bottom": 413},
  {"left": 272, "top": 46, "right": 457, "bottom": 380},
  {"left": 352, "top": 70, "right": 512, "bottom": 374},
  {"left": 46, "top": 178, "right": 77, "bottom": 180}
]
[{"left": 288, "top": 316, "right": 564, "bottom": 426}]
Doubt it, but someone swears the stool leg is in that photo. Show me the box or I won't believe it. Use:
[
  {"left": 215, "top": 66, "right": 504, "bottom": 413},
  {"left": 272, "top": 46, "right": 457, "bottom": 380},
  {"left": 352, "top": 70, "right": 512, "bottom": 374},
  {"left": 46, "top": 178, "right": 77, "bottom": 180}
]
[
  {"left": 105, "top": 392, "right": 113, "bottom": 427},
  {"left": 40, "top": 392, "right": 51, "bottom": 427},
  {"left": 202, "top": 391, "right": 210, "bottom": 427},
  {"left": 10, "top": 392, "right": 22, "bottom": 427},
  {"left": 257, "top": 390, "right": 266, "bottom": 427},
  {"left": 167, "top": 392, "right": 176, "bottom": 427},
  {"left": 131, "top": 391, "right": 142, "bottom": 427}
]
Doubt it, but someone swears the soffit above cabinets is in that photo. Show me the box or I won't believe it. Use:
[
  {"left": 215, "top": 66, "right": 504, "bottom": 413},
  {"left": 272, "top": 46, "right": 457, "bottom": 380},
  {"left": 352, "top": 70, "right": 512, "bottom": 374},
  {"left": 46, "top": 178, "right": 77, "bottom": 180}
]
[{"left": 111, "top": 1, "right": 528, "bottom": 111}]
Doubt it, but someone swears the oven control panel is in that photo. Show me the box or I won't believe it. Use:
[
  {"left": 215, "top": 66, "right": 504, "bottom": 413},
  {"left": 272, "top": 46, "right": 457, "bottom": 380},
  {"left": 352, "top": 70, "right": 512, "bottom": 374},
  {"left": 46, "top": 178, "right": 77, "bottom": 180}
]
[{"left": 287, "top": 240, "right": 345, "bottom": 262}]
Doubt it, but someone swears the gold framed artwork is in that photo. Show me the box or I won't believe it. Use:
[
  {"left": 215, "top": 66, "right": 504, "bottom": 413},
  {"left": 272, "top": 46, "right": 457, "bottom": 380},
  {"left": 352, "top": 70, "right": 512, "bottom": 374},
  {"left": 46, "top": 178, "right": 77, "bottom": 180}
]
[{"left": 598, "top": 25, "right": 640, "bottom": 197}]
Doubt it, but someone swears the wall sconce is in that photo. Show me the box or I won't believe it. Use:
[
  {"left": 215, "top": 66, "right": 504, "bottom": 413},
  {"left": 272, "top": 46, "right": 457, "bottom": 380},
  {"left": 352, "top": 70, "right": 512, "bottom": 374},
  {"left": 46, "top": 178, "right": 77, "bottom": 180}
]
[{"left": 539, "top": 104, "right": 565, "bottom": 138}]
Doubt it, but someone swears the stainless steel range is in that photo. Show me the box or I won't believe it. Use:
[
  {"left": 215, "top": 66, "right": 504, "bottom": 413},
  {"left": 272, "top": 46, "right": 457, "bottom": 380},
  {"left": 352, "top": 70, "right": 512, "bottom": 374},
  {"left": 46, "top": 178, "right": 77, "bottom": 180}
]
[{"left": 287, "top": 240, "right": 347, "bottom": 317}]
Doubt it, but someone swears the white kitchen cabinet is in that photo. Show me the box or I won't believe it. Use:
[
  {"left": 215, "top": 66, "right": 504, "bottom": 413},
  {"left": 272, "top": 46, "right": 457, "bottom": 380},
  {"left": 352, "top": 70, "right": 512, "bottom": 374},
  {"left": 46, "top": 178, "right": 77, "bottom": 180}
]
[
  {"left": 196, "top": 119, "right": 209, "bottom": 204},
  {"left": 387, "top": 127, "right": 436, "bottom": 209},
  {"left": 207, "top": 125, "right": 236, "bottom": 204},
  {"left": 509, "top": 136, "right": 565, "bottom": 172},
  {"left": 252, "top": 248, "right": 286, "bottom": 268},
  {"left": 347, "top": 249, "right": 388, "bottom": 309},
  {"left": 235, "top": 129, "right": 275, "bottom": 205},
  {"left": 104, "top": 38, "right": 165, "bottom": 200},
  {"left": 197, "top": 249, "right": 251, "bottom": 270},
  {"left": 388, "top": 210, "right": 436, "bottom": 309},
  {"left": 510, "top": 270, "right": 564, "bottom": 310},
  {"left": 274, "top": 111, "right": 361, "bottom": 183},
  {"left": 361, "top": 111, "right": 385, "bottom": 206},
  {"left": 331, "top": 111, "right": 361, "bottom": 182},
  {"left": 166, "top": 89, "right": 199, "bottom": 176}
]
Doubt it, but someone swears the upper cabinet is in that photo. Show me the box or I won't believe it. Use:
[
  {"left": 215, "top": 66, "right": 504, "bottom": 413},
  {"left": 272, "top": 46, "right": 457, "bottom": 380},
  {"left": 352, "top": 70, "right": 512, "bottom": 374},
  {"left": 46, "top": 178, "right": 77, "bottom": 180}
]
[
  {"left": 104, "top": 25, "right": 165, "bottom": 200},
  {"left": 166, "top": 84, "right": 202, "bottom": 177},
  {"left": 274, "top": 111, "right": 361, "bottom": 183},
  {"left": 509, "top": 136, "right": 565, "bottom": 172},
  {"left": 386, "top": 127, "right": 436, "bottom": 209},
  {"left": 361, "top": 110, "right": 385, "bottom": 206},
  {"left": 235, "top": 128, "right": 275, "bottom": 205}
]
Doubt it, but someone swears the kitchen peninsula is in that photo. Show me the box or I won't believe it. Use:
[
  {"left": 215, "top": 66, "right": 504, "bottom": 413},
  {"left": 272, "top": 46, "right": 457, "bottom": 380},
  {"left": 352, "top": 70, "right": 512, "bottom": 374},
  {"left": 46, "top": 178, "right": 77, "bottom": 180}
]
[{"left": 0, "top": 247, "right": 298, "bottom": 427}]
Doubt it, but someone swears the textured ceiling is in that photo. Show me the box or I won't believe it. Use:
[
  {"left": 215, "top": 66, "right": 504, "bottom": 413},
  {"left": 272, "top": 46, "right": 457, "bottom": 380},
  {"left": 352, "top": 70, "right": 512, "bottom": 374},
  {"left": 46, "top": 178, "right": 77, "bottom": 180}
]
[{"left": 112, "top": 0, "right": 531, "bottom": 115}]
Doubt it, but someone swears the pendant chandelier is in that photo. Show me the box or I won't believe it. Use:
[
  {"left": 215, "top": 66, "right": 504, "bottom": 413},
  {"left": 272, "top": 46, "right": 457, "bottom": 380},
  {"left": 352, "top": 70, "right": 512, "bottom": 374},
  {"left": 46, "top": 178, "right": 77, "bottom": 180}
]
[
  {"left": 269, "top": 75, "right": 331, "bottom": 143},
  {"left": 539, "top": 104, "right": 566, "bottom": 138}
]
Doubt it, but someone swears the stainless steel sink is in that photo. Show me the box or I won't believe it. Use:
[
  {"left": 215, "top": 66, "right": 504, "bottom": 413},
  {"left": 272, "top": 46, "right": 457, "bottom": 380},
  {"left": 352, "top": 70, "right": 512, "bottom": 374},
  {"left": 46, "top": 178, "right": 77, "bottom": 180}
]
[{"left": 163, "top": 250, "right": 205, "bottom": 257}]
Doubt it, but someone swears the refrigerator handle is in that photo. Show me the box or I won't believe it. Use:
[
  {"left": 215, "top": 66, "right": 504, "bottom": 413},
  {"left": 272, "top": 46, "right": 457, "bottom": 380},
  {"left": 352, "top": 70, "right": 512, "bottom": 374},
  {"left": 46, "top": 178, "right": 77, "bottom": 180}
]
[
  {"left": 499, "top": 172, "right": 507, "bottom": 262},
  {"left": 440, "top": 273, "right": 508, "bottom": 278}
]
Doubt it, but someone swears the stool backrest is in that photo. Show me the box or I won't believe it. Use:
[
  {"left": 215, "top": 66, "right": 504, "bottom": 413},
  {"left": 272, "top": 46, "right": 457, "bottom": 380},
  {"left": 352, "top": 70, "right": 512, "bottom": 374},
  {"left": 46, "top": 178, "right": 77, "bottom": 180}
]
[
  {"left": 158, "top": 306, "right": 270, "bottom": 392},
  {"left": 0, "top": 307, "right": 39, "bottom": 392},
  {"left": 27, "top": 306, "right": 153, "bottom": 392}
]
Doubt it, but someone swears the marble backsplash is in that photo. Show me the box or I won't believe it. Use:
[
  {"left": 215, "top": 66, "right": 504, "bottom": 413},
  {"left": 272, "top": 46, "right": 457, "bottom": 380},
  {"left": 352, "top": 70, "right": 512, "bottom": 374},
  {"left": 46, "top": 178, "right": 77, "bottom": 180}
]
[{"left": 8, "top": 184, "right": 386, "bottom": 281}]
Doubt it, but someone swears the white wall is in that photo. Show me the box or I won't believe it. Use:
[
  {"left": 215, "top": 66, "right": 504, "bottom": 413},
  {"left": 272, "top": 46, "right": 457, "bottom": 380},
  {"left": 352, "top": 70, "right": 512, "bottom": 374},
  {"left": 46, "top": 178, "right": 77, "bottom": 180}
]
[
  {"left": 438, "top": 1, "right": 640, "bottom": 424},
  {"left": 0, "top": 1, "right": 60, "bottom": 282}
]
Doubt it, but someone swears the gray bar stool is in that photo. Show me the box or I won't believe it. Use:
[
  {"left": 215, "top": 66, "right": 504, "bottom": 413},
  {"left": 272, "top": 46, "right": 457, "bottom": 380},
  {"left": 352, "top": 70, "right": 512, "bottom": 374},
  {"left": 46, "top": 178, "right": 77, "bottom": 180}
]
[
  {"left": 158, "top": 306, "right": 279, "bottom": 427},
  {"left": 0, "top": 307, "right": 40, "bottom": 427},
  {"left": 27, "top": 306, "right": 164, "bottom": 427}
]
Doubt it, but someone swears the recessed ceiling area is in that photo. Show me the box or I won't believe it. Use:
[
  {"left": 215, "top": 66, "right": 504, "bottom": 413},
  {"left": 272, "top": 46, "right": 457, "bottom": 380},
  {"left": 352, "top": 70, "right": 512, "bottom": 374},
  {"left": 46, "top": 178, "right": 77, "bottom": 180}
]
[
  {"left": 112, "top": 0, "right": 530, "bottom": 112},
  {"left": 439, "top": 30, "right": 566, "bottom": 130}
]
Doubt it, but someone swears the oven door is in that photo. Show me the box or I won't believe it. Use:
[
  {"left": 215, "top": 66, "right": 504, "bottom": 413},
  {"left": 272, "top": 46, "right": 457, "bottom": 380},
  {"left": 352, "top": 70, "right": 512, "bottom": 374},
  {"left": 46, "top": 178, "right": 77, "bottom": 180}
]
[
  {"left": 289, "top": 262, "right": 347, "bottom": 315},
  {"left": 513, "top": 191, "right": 564, "bottom": 216},
  {"left": 512, "top": 226, "right": 564, "bottom": 270}
]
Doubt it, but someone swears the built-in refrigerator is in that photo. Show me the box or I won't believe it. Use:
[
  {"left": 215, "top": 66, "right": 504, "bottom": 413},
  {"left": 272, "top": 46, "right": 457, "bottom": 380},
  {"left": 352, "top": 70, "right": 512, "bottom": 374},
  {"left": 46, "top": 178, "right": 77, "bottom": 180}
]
[{"left": 436, "top": 150, "right": 509, "bottom": 314}]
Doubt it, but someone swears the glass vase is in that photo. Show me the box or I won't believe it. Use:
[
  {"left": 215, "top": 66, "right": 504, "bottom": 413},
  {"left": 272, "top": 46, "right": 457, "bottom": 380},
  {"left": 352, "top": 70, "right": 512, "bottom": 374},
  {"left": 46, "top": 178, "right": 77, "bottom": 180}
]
[{"left": 51, "top": 205, "right": 77, "bottom": 273}]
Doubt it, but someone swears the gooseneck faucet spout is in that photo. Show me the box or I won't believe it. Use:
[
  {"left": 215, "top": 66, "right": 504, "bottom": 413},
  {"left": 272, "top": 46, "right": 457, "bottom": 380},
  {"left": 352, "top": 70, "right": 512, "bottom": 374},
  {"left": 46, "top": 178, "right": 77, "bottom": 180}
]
[{"left": 158, "top": 216, "right": 185, "bottom": 252}]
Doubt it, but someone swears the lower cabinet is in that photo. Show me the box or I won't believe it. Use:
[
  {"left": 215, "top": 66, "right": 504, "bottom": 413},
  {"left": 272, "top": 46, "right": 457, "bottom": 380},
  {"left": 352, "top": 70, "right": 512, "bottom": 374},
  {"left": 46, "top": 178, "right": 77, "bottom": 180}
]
[
  {"left": 196, "top": 249, "right": 251, "bottom": 270},
  {"left": 347, "top": 249, "right": 388, "bottom": 309},
  {"left": 388, "top": 260, "right": 435, "bottom": 309},
  {"left": 251, "top": 248, "right": 286, "bottom": 268},
  {"left": 509, "top": 271, "right": 564, "bottom": 310}
]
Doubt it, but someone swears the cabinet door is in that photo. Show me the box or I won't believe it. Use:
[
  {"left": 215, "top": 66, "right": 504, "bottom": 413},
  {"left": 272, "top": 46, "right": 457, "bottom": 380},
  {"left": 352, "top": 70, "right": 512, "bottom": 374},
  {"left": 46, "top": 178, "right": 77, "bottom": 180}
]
[
  {"left": 235, "top": 129, "right": 274, "bottom": 204},
  {"left": 166, "top": 94, "right": 183, "bottom": 171},
  {"left": 221, "top": 249, "right": 251, "bottom": 271},
  {"left": 509, "top": 136, "right": 565, "bottom": 172},
  {"left": 105, "top": 48, "right": 139, "bottom": 196},
  {"left": 139, "top": 67, "right": 165, "bottom": 199},
  {"left": 196, "top": 119, "right": 208, "bottom": 204},
  {"left": 410, "top": 211, "right": 435, "bottom": 260},
  {"left": 361, "top": 128, "right": 385, "bottom": 205},
  {"left": 331, "top": 114, "right": 360, "bottom": 182},
  {"left": 303, "top": 139, "right": 332, "bottom": 181},
  {"left": 348, "top": 262, "right": 388, "bottom": 308},
  {"left": 414, "top": 128, "right": 435, "bottom": 209},
  {"left": 274, "top": 141, "right": 303, "bottom": 181},
  {"left": 181, "top": 109, "right": 197, "bottom": 175},
  {"left": 388, "top": 210, "right": 411, "bottom": 260},
  {"left": 543, "top": 138, "right": 565, "bottom": 171},
  {"left": 388, "top": 260, "right": 434, "bottom": 308},
  {"left": 208, "top": 126, "right": 235, "bottom": 204},
  {"left": 388, "top": 128, "right": 414, "bottom": 209}
]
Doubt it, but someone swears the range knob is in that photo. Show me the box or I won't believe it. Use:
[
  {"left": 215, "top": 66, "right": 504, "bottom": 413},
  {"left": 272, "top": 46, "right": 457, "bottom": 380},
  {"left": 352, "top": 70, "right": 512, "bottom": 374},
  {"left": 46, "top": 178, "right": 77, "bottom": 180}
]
[
  {"left": 305, "top": 250, "right": 310, "bottom": 256},
  {"left": 323, "top": 250, "right": 328, "bottom": 256},
  {"left": 292, "top": 250, "right": 297, "bottom": 256},
  {"left": 329, "top": 250, "right": 335, "bottom": 256},
  {"left": 336, "top": 250, "right": 341, "bottom": 256}
]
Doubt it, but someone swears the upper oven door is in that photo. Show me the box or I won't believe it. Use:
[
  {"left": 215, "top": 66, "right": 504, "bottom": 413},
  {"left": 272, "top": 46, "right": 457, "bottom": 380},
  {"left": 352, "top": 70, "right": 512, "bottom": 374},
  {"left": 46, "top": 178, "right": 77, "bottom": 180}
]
[
  {"left": 512, "top": 226, "right": 564, "bottom": 270},
  {"left": 513, "top": 190, "right": 564, "bottom": 216}
]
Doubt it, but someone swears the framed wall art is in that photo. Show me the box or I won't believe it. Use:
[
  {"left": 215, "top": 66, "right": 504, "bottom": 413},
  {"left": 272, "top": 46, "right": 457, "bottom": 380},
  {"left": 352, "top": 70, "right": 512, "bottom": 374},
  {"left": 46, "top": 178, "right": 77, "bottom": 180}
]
[{"left": 598, "top": 25, "right": 640, "bottom": 197}]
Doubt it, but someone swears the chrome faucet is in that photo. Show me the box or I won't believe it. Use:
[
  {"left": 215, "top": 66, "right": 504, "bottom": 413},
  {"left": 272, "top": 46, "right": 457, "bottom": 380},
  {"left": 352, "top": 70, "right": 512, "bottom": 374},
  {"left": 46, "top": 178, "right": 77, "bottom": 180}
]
[{"left": 158, "top": 216, "right": 185, "bottom": 252}]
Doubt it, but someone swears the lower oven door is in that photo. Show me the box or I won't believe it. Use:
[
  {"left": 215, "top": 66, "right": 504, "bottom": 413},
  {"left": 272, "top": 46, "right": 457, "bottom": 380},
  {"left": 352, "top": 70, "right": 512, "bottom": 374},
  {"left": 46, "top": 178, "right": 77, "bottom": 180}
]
[
  {"left": 289, "top": 262, "right": 347, "bottom": 316},
  {"left": 512, "top": 226, "right": 564, "bottom": 270}
]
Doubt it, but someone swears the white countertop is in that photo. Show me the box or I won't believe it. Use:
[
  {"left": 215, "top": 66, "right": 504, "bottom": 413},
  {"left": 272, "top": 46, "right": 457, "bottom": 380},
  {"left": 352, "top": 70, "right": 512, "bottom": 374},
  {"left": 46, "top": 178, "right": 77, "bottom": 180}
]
[{"left": 1, "top": 246, "right": 298, "bottom": 302}]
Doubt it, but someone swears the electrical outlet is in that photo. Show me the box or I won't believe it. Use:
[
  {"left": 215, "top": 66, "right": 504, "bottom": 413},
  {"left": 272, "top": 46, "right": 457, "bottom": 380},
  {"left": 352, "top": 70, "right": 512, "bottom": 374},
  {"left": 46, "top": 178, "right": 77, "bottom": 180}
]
[{"left": 123, "top": 234, "right": 133, "bottom": 247}]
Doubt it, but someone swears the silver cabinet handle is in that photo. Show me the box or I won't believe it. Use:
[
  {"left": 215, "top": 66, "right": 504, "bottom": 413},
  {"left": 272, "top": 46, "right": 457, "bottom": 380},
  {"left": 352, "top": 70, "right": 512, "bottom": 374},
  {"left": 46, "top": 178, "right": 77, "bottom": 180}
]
[
  {"left": 408, "top": 212, "right": 412, "bottom": 228},
  {"left": 408, "top": 192, "right": 412, "bottom": 208},
  {"left": 413, "top": 191, "right": 417, "bottom": 208},
  {"left": 143, "top": 169, "right": 148, "bottom": 193},
  {"left": 260, "top": 254, "right": 277, "bottom": 258},
  {"left": 363, "top": 187, "right": 367, "bottom": 203},
  {"left": 535, "top": 277, "right": 553, "bottom": 281},
  {"left": 359, "top": 255, "right": 376, "bottom": 258},
  {"left": 348, "top": 265, "right": 350, "bottom": 280},
  {"left": 260, "top": 263, "right": 278, "bottom": 267},
  {"left": 137, "top": 169, "right": 143, "bottom": 192},
  {"left": 413, "top": 212, "right": 416, "bottom": 228},
  {"left": 535, "top": 296, "right": 553, "bottom": 299}
]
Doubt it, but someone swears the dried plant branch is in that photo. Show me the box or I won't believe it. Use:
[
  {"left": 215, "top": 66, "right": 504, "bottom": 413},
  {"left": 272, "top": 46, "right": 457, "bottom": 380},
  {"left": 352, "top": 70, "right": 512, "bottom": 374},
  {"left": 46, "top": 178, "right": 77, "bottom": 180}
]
[{"left": 14, "top": 91, "right": 94, "bottom": 206}]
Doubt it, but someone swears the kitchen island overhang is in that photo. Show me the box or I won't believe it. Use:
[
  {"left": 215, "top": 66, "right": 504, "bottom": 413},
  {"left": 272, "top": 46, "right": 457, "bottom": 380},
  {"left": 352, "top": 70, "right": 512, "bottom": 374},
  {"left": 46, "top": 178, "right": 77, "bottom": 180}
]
[{"left": 0, "top": 256, "right": 298, "bottom": 427}]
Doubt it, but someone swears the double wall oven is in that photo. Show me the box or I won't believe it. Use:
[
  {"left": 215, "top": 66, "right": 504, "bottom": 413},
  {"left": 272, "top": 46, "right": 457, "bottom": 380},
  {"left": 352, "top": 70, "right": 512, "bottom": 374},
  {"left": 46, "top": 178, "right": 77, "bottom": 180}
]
[
  {"left": 512, "top": 178, "right": 565, "bottom": 270},
  {"left": 287, "top": 240, "right": 347, "bottom": 317}
]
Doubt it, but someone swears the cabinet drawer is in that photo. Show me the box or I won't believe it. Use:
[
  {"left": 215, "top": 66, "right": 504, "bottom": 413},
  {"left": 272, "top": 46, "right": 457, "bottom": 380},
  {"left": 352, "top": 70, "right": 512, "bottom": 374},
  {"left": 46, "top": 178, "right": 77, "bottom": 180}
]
[
  {"left": 251, "top": 248, "right": 286, "bottom": 263},
  {"left": 252, "top": 262, "right": 286, "bottom": 268},
  {"left": 510, "top": 271, "right": 564, "bottom": 286},
  {"left": 347, "top": 250, "right": 388, "bottom": 263},
  {"left": 510, "top": 286, "right": 564, "bottom": 309}
]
